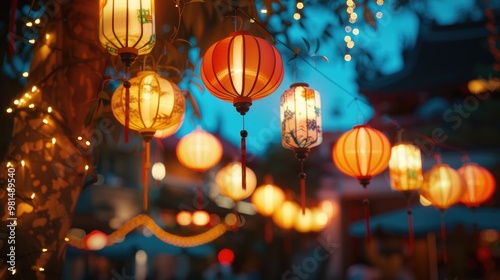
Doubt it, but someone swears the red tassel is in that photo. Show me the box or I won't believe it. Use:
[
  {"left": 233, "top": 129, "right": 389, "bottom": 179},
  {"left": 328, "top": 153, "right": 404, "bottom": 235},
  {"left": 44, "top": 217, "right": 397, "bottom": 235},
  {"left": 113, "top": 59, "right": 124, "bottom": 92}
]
[
  {"left": 143, "top": 141, "right": 151, "bottom": 211},
  {"left": 241, "top": 130, "right": 247, "bottom": 190},
  {"left": 125, "top": 85, "right": 130, "bottom": 143},
  {"left": 407, "top": 201, "right": 414, "bottom": 254}
]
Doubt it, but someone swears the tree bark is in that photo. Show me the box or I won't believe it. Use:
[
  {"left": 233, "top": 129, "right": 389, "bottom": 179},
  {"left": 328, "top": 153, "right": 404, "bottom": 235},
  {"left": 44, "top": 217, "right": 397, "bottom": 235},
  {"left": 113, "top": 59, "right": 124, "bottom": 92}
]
[{"left": 0, "top": 0, "right": 106, "bottom": 278}]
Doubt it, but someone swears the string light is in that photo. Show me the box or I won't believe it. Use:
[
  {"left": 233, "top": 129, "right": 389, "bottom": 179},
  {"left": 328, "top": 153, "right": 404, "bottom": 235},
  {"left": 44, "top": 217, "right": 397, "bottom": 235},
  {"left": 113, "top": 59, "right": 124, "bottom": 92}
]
[
  {"left": 344, "top": 54, "right": 352, "bottom": 61},
  {"left": 85, "top": 141, "right": 91, "bottom": 146},
  {"left": 22, "top": 72, "right": 29, "bottom": 77},
  {"left": 52, "top": 138, "right": 56, "bottom": 145},
  {"left": 64, "top": 237, "right": 69, "bottom": 242},
  {"left": 42, "top": 119, "right": 48, "bottom": 124},
  {"left": 45, "top": 34, "right": 50, "bottom": 40},
  {"left": 347, "top": 41, "right": 355, "bottom": 48},
  {"left": 34, "top": 19, "right": 41, "bottom": 24},
  {"left": 26, "top": 22, "right": 33, "bottom": 27},
  {"left": 6, "top": 108, "right": 13, "bottom": 113},
  {"left": 29, "top": 104, "right": 35, "bottom": 108},
  {"left": 260, "top": 9, "right": 267, "bottom": 14},
  {"left": 353, "top": 28, "right": 359, "bottom": 35},
  {"left": 24, "top": 93, "right": 30, "bottom": 98},
  {"left": 38, "top": 268, "right": 44, "bottom": 272},
  {"left": 344, "top": 35, "right": 352, "bottom": 42},
  {"left": 42, "top": 248, "right": 48, "bottom": 252},
  {"left": 11, "top": 269, "right": 16, "bottom": 275},
  {"left": 13, "top": 100, "right": 19, "bottom": 105},
  {"left": 29, "top": 39, "right": 35, "bottom": 44},
  {"left": 7, "top": 162, "right": 11, "bottom": 167},
  {"left": 376, "top": 12, "right": 383, "bottom": 19},
  {"left": 31, "top": 193, "right": 35, "bottom": 199},
  {"left": 85, "top": 165, "right": 89, "bottom": 171},
  {"left": 77, "top": 136, "right": 82, "bottom": 140},
  {"left": 32, "top": 86, "right": 37, "bottom": 92},
  {"left": 297, "top": 2, "right": 304, "bottom": 9},
  {"left": 47, "top": 107, "right": 52, "bottom": 113},
  {"left": 293, "top": 13, "right": 301, "bottom": 20},
  {"left": 21, "top": 160, "right": 25, "bottom": 167}
]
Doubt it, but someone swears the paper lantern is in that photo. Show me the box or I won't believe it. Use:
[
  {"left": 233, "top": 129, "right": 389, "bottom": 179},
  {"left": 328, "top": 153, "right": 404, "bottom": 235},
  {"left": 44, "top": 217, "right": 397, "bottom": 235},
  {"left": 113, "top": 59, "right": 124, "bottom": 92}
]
[
  {"left": 458, "top": 163, "right": 496, "bottom": 207},
  {"left": 389, "top": 143, "right": 423, "bottom": 193},
  {"left": 154, "top": 115, "right": 184, "bottom": 138},
  {"left": 294, "top": 208, "right": 313, "bottom": 233},
  {"left": 420, "top": 164, "right": 466, "bottom": 210},
  {"left": 112, "top": 71, "right": 185, "bottom": 210},
  {"left": 176, "top": 128, "right": 223, "bottom": 172},
  {"left": 272, "top": 200, "right": 299, "bottom": 230},
  {"left": 281, "top": 83, "right": 322, "bottom": 212},
  {"left": 332, "top": 125, "right": 391, "bottom": 185},
  {"left": 99, "top": 0, "right": 156, "bottom": 66},
  {"left": 251, "top": 183, "right": 286, "bottom": 216},
  {"left": 201, "top": 31, "right": 284, "bottom": 190},
  {"left": 216, "top": 162, "right": 257, "bottom": 201},
  {"left": 310, "top": 208, "right": 329, "bottom": 232}
]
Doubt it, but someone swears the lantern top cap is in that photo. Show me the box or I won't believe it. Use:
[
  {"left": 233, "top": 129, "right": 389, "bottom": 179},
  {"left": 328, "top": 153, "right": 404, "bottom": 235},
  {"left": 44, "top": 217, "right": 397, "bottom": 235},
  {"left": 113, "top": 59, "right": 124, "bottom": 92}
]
[
  {"left": 352, "top": 124, "right": 370, "bottom": 129},
  {"left": 290, "top": 82, "right": 309, "bottom": 88},
  {"left": 229, "top": 31, "right": 252, "bottom": 37}
]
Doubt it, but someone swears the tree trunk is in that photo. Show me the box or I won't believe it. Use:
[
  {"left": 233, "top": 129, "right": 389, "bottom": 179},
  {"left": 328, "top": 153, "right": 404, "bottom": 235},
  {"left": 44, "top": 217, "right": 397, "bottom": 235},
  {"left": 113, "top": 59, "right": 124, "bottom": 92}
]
[{"left": 0, "top": 0, "right": 106, "bottom": 278}]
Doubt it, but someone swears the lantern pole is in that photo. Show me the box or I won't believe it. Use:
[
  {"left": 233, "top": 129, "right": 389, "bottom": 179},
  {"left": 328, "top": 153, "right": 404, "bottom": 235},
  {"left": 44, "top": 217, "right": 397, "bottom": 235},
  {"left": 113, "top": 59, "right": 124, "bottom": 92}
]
[
  {"left": 140, "top": 129, "right": 156, "bottom": 211},
  {"left": 234, "top": 96, "right": 252, "bottom": 191},
  {"left": 294, "top": 147, "right": 310, "bottom": 215},
  {"left": 118, "top": 48, "right": 138, "bottom": 144},
  {"left": 359, "top": 177, "right": 372, "bottom": 243}
]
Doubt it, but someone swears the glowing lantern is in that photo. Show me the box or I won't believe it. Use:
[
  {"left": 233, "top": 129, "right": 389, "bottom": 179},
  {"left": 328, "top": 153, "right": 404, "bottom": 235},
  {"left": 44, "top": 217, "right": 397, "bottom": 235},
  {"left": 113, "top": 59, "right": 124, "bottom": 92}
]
[
  {"left": 99, "top": 0, "right": 156, "bottom": 65},
  {"left": 420, "top": 164, "right": 465, "bottom": 210},
  {"left": 458, "top": 162, "right": 496, "bottom": 207},
  {"left": 310, "top": 207, "right": 329, "bottom": 232},
  {"left": 154, "top": 116, "right": 184, "bottom": 138},
  {"left": 216, "top": 162, "right": 257, "bottom": 201},
  {"left": 112, "top": 71, "right": 185, "bottom": 210},
  {"left": 294, "top": 208, "right": 313, "bottom": 233},
  {"left": 151, "top": 162, "right": 166, "bottom": 181},
  {"left": 176, "top": 211, "right": 191, "bottom": 226},
  {"left": 201, "top": 31, "right": 284, "bottom": 190},
  {"left": 273, "top": 200, "right": 299, "bottom": 230},
  {"left": 192, "top": 210, "right": 210, "bottom": 226},
  {"left": 332, "top": 125, "right": 391, "bottom": 242},
  {"left": 251, "top": 183, "right": 286, "bottom": 216},
  {"left": 389, "top": 143, "right": 423, "bottom": 193},
  {"left": 176, "top": 128, "right": 223, "bottom": 172},
  {"left": 84, "top": 230, "right": 108, "bottom": 250},
  {"left": 281, "top": 83, "right": 322, "bottom": 212}
]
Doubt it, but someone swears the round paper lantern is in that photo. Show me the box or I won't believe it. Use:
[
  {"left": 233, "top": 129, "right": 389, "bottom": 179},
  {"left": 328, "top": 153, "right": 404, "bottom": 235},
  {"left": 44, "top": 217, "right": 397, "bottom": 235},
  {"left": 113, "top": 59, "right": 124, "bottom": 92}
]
[
  {"left": 201, "top": 31, "right": 284, "bottom": 190},
  {"left": 281, "top": 83, "right": 322, "bottom": 211},
  {"left": 389, "top": 143, "right": 423, "bottom": 193},
  {"left": 251, "top": 183, "right": 286, "bottom": 216},
  {"left": 176, "top": 128, "right": 223, "bottom": 172},
  {"left": 458, "top": 162, "right": 496, "bottom": 207},
  {"left": 294, "top": 208, "right": 313, "bottom": 233},
  {"left": 420, "top": 164, "right": 466, "bottom": 210},
  {"left": 151, "top": 162, "right": 166, "bottom": 181},
  {"left": 112, "top": 71, "right": 185, "bottom": 140},
  {"left": 215, "top": 162, "right": 257, "bottom": 201},
  {"left": 332, "top": 125, "right": 392, "bottom": 186},
  {"left": 154, "top": 115, "right": 184, "bottom": 138},
  {"left": 99, "top": 0, "right": 156, "bottom": 66},
  {"left": 273, "top": 200, "right": 299, "bottom": 230}
]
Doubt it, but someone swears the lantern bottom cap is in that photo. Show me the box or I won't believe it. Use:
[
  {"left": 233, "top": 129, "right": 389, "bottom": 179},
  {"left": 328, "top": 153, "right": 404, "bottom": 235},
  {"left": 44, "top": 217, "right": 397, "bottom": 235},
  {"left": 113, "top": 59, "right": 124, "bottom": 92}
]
[
  {"left": 233, "top": 97, "right": 252, "bottom": 115},
  {"left": 139, "top": 129, "right": 156, "bottom": 142}
]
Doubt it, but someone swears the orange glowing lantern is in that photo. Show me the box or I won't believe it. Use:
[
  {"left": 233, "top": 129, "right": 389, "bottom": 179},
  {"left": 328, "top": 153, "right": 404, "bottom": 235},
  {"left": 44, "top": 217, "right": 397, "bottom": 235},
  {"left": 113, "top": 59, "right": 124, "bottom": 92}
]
[
  {"left": 112, "top": 71, "right": 185, "bottom": 211},
  {"left": 389, "top": 143, "right": 423, "bottom": 193},
  {"left": 332, "top": 124, "right": 391, "bottom": 242},
  {"left": 176, "top": 128, "right": 223, "bottom": 172},
  {"left": 310, "top": 207, "right": 329, "bottom": 232},
  {"left": 251, "top": 182, "right": 286, "bottom": 217},
  {"left": 201, "top": 31, "right": 284, "bottom": 190},
  {"left": 154, "top": 115, "right": 184, "bottom": 138},
  {"left": 420, "top": 164, "right": 466, "bottom": 210},
  {"left": 458, "top": 162, "right": 496, "bottom": 207},
  {"left": 272, "top": 200, "right": 300, "bottom": 230},
  {"left": 294, "top": 208, "right": 313, "bottom": 233},
  {"left": 215, "top": 162, "right": 257, "bottom": 202}
]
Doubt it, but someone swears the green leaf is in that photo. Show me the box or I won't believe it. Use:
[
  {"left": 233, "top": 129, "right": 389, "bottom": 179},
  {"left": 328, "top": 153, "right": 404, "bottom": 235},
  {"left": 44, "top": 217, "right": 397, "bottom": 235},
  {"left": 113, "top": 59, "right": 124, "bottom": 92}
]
[
  {"left": 314, "top": 38, "right": 321, "bottom": 54},
  {"left": 302, "top": 37, "right": 310, "bottom": 53},
  {"left": 97, "top": 90, "right": 110, "bottom": 101}
]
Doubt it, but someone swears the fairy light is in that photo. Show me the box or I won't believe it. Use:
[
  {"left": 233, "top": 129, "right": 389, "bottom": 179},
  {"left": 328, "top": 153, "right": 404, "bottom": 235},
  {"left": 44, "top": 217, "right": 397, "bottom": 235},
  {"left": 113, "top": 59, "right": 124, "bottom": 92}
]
[
  {"left": 38, "top": 267, "right": 44, "bottom": 272},
  {"left": 353, "top": 28, "right": 360, "bottom": 35},
  {"left": 45, "top": 34, "right": 50, "bottom": 40},
  {"left": 11, "top": 269, "right": 16, "bottom": 275},
  {"left": 29, "top": 39, "right": 35, "bottom": 44},
  {"left": 293, "top": 13, "right": 301, "bottom": 20},
  {"left": 297, "top": 2, "right": 304, "bottom": 9},
  {"left": 42, "top": 248, "right": 48, "bottom": 252},
  {"left": 85, "top": 165, "right": 89, "bottom": 171},
  {"left": 21, "top": 160, "right": 25, "bottom": 167},
  {"left": 7, "top": 162, "right": 12, "bottom": 167},
  {"left": 85, "top": 141, "right": 91, "bottom": 146},
  {"left": 345, "top": 26, "right": 352, "bottom": 32},
  {"left": 31, "top": 193, "right": 35, "bottom": 199},
  {"left": 260, "top": 9, "right": 267, "bottom": 14},
  {"left": 344, "top": 54, "right": 352, "bottom": 61},
  {"left": 13, "top": 100, "right": 19, "bottom": 105},
  {"left": 19, "top": 98, "right": 25, "bottom": 104},
  {"left": 22, "top": 72, "right": 29, "bottom": 77},
  {"left": 34, "top": 18, "right": 41, "bottom": 24},
  {"left": 347, "top": 41, "right": 355, "bottom": 48},
  {"left": 376, "top": 12, "right": 383, "bottom": 19},
  {"left": 52, "top": 138, "right": 56, "bottom": 145},
  {"left": 42, "top": 119, "right": 48, "bottom": 124},
  {"left": 344, "top": 35, "right": 352, "bottom": 42},
  {"left": 24, "top": 93, "right": 30, "bottom": 98},
  {"left": 6, "top": 108, "right": 13, "bottom": 113},
  {"left": 77, "top": 136, "right": 82, "bottom": 141},
  {"left": 29, "top": 104, "right": 35, "bottom": 108},
  {"left": 32, "top": 86, "right": 37, "bottom": 92},
  {"left": 376, "top": 0, "right": 384, "bottom": 5},
  {"left": 26, "top": 22, "right": 33, "bottom": 27},
  {"left": 47, "top": 107, "right": 52, "bottom": 113},
  {"left": 64, "top": 237, "right": 69, "bottom": 242}
]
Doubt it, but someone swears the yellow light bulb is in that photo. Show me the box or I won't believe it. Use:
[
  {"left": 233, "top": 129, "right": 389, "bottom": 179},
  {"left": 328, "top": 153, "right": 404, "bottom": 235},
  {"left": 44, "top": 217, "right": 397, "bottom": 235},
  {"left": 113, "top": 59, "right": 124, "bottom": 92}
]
[
  {"left": 47, "top": 107, "right": 52, "bottom": 113},
  {"left": 31, "top": 193, "right": 35, "bottom": 199},
  {"left": 32, "top": 86, "right": 37, "bottom": 92},
  {"left": 34, "top": 19, "right": 41, "bottom": 24},
  {"left": 26, "top": 22, "right": 33, "bottom": 27},
  {"left": 42, "top": 119, "right": 48, "bottom": 124},
  {"left": 293, "top": 13, "right": 301, "bottom": 20},
  {"left": 22, "top": 72, "right": 29, "bottom": 77},
  {"left": 6, "top": 108, "right": 13, "bottom": 113}
]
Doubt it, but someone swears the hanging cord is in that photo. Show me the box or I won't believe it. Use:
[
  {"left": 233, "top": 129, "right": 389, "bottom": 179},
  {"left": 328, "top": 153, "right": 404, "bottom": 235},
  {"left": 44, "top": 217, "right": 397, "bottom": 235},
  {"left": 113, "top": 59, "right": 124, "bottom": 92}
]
[
  {"left": 143, "top": 140, "right": 151, "bottom": 211},
  {"left": 361, "top": 180, "right": 371, "bottom": 243},
  {"left": 299, "top": 160, "right": 307, "bottom": 215},
  {"left": 123, "top": 70, "right": 131, "bottom": 143},
  {"left": 197, "top": 172, "right": 203, "bottom": 210},
  {"left": 472, "top": 206, "right": 478, "bottom": 238},
  {"left": 406, "top": 195, "right": 415, "bottom": 254},
  {"left": 241, "top": 115, "right": 247, "bottom": 190},
  {"left": 440, "top": 210, "right": 448, "bottom": 263}
]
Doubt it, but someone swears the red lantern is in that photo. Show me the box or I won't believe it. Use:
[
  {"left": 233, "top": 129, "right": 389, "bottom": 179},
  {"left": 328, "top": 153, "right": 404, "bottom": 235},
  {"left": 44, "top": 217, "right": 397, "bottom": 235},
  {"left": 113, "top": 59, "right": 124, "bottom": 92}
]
[
  {"left": 458, "top": 162, "right": 496, "bottom": 207},
  {"left": 332, "top": 125, "right": 391, "bottom": 242},
  {"left": 201, "top": 31, "right": 284, "bottom": 190}
]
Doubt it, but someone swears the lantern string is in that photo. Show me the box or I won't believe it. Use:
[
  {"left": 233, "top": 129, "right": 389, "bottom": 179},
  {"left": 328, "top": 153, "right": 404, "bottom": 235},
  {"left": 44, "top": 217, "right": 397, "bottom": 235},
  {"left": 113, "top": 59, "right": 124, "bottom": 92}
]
[
  {"left": 144, "top": 140, "right": 151, "bottom": 211},
  {"left": 299, "top": 160, "right": 306, "bottom": 215},
  {"left": 440, "top": 210, "right": 448, "bottom": 263},
  {"left": 123, "top": 76, "right": 131, "bottom": 143},
  {"left": 472, "top": 207, "right": 478, "bottom": 238},
  {"left": 406, "top": 197, "right": 414, "bottom": 254},
  {"left": 362, "top": 184, "right": 371, "bottom": 243},
  {"left": 241, "top": 115, "right": 247, "bottom": 190}
]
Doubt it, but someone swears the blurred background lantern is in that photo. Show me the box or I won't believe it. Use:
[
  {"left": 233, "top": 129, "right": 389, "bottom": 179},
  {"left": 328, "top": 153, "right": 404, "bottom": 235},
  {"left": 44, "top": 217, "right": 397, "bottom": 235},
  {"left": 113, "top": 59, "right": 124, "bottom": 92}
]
[
  {"left": 176, "top": 211, "right": 192, "bottom": 226},
  {"left": 112, "top": 71, "right": 185, "bottom": 210},
  {"left": 389, "top": 141, "right": 423, "bottom": 250},
  {"left": 151, "top": 162, "right": 166, "bottom": 181},
  {"left": 458, "top": 162, "right": 496, "bottom": 208},
  {"left": 293, "top": 208, "right": 313, "bottom": 233},
  {"left": 251, "top": 178, "right": 286, "bottom": 242},
  {"left": 272, "top": 200, "right": 300, "bottom": 230},
  {"left": 280, "top": 83, "right": 322, "bottom": 213},
  {"left": 332, "top": 125, "right": 391, "bottom": 242},
  {"left": 201, "top": 31, "right": 284, "bottom": 190},
  {"left": 99, "top": 0, "right": 156, "bottom": 141},
  {"left": 310, "top": 207, "right": 329, "bottom": 232},
  {"left": 192, "top": 210, "right": 211, "bottom": 227},
  {"left": 215, "top": 162, "right": 257, "bottom": 202},
  {"left": 176, "top": 127, "right": 223, "bottom": 172}
]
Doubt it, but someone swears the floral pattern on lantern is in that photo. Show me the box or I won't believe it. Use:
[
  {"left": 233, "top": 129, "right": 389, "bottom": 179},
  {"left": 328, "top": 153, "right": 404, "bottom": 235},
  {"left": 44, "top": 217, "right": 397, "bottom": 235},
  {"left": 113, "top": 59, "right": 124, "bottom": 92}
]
[
  {"left": 99, "top": 0, "right": 156, "bottom": 60},
  {"left": 458, "top": 162, "right": 496, "bottom": 207},
  {"left": 420, "top": 164, "right": 466, "bottom": 210},
  {"left": 215, "top": 162, "right": 257, "bottom": 201},
  {"left": 281, "top": 83, "right": 322, "bottom": 149},
  {"left": 251, "top": 183, "right": 286, "bottom": 217},
  {"left": 332, "top": 125, "right": 391, "bottom": 185},
  {"left": 176, "top": 128, "right": 223, "bottom": 172},
  {"left": 111, "top": 71, "right": 185, "bottom": 138},
  {"left": 389, "top": 143, "right": 423, "bottom": 192}
]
